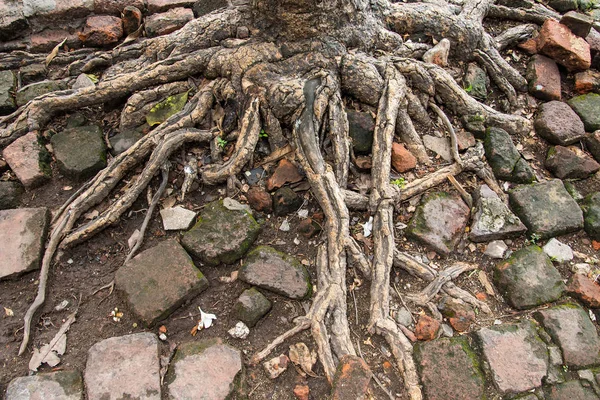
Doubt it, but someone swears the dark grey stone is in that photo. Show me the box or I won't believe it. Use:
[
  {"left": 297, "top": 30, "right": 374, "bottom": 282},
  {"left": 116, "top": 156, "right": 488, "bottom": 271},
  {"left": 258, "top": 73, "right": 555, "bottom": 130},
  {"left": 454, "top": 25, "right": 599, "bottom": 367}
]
[
  {"left": 494, "top": 245, "right": 565, "bottom": 309},
  {"left": 239, "top": 246, "right": 312, "bottom": 300},
  {"left": 509, "top": 180, "right": 584, "bottom": 239}
]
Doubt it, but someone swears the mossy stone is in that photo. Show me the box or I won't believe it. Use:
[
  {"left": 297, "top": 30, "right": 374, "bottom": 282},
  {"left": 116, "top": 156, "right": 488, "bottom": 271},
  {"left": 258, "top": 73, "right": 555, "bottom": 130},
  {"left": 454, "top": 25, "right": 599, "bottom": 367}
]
[
  {"left": 581, "top": 192, "right": 600, "bottom": 240},
  {"left": 182, "top": 200, "right": 260, "bottom": 266},
  {"left": 568, "top": 93, "right": 600, "bottom": 131},
  {"left": 494, "top": 245, "right": 565, "bottom": 309}
]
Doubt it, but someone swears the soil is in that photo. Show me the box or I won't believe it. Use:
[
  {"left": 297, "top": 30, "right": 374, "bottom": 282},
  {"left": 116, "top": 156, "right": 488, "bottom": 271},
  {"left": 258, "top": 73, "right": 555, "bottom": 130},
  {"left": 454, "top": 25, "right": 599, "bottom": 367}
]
[{"left": 2, "top": 21, "right": 600, "bottom": 400}]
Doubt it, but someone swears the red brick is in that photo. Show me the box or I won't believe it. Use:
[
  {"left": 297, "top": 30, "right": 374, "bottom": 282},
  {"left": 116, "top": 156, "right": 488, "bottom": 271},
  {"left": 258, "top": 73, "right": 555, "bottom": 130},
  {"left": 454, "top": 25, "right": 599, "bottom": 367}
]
[
  {"left": 391, "top": 142, "right": 417, "bottom": 173},
  {"left": 79, "top": 15, "right": 123, "bottom": 47},
  {"left": 415, "top": 315, "right": 441, "bottom": 341},
  {"left": 574, "top": 69, "right": 600, "bottom": 94},
  {"left": 567, "top": 273, "right": 600, "bottom": 308},
  {"left": 527, "top": 54, "right": 561, "bottom": 101},
  {"left": 331, "top": 355, "right": 372, "bottom": 400},
  {"left": 537, "top": 19, "right": 591, "bottom": 71}
]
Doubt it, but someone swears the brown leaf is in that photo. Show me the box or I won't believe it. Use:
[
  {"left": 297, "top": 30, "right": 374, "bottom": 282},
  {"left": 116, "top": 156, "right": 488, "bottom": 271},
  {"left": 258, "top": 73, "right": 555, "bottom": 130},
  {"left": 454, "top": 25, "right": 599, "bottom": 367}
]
[
  {"left": 46, "top": 38, "right": 68, "bottom": 67},
  {"left": 288, "top": 343, "right": 318, "bottom": 378}
]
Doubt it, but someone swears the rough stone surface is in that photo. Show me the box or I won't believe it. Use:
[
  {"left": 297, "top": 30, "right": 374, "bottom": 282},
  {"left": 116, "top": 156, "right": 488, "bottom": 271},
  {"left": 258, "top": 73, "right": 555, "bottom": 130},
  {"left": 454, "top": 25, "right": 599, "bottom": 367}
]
[
  {"left": 16, "top": 79, "right": 66, "bottom": 106},
  {"left": 464, "top": 63, "right": 488, "bottom": 100},
  {"left": 165, "top": 338, "right": 242, "bottom": 400},
  {"left": 560, "top": 11, "right": 593, "bottom": 38},
  {"left": 51, "top": 125, "right": 107, "bottom": 180},
  {"left": 535, "top": 101, "right": 587, "bottom": 146},
  {"left": 423, "top": 135, "right": 453, "bottom": 162},
  {"left": 470, "top": 184, "right": 526, "bottom": 242},
  {"left": 80, "top": 15, "right": 123, "bottom": 46},
  {"left": 575, "top": 69, "right": 600, "bottom": 94},
  {"left": 406, "top": 192, "right": 470, "bottom": 255},
  {"left": 192, "top": 0, "right": 228, "bottom": 17},
  {"left": 182, "top": 200, "right": 260, "bottom": 266},
  {"left": 586, "top": 130, "right": 600, "bottom": 163},
  {"left": 22, "top": 0, "right": 93, "bottom": 20},
  {"left": 148, "top": 0, "right": 195, "bottom": 13},
  {"left": 545, "top": 380, "right": 599, "bottom": 400},
  {"left": 331, "top": 355, "right": 372, "bottom": 400},
  {"left": 569, "top": 93, "right": 600, "bottom": 131},
  {"left": 85, "top": 333, "right": 161, "bottom": 400},
  {"left": 538, "top": 19, "right": 591, "bottom": 71},
  {"left": 536, "top": 304, "right": 600, "bottom": 368},
  {"left": 94, "top": 0, "right": 144, "bottom": 14},
  {"left": 527, "top": 54, "right": 561, "bottom": 101},
  {"left": 0, "top": 1, "right": 28, "bottom": 42},
  {"left": 233, "top": 287, "right": 272, "bottom": 327},
  {"left": 477, "top": 320, "right": 548, "bottom": 393},
  {"left": 72, "top": 73, "right": 95, "bottom": 90},
  {"left": 415, "top": 336, "right": 486, "bottom": 400},
  {"left": 543, "top": 238, "right": 574, "bottom": 262},
  {"left": 548, "top": 0, "right": 578, "bottom": 12},
  {"left": 246, "top": 187, "right": 272, "bottom": 213},
  {"left": 484, "top": 240, "right": 508, "bottom": 259},
  {"left": 239, "top": 246, "right": 312, "bottom": 300},
  {"left": 273, "top": 187, "right": 303, "bottom": 216},
  {"left": 0, "top": 70, "right": 16, "bottom": 114},
  {"left": 545, "top": 145, "right": 600, "bottom": 179},
  {"left": 160, "top": 206, "right": 197, "bottom": 230},
  {"left": 29, "top": 29, "right": 81, "bottom": 53},
  {"left": 581, "top": 192, "right": 600, "bottom": 240},
  {"left": 115, "top": 240, "right": 208, "bottom": 325},
  {"left": 509, "top": 180, "right": 584, "bottom": 239},
  {"left": 109, "top": 129, "right": 144, "bottom": 155},
  {"left": 2, "top": 132, "right": 51, "bottom": 188},
  {"left": 484, "top": 127, "right": 535, "bottom": 183},
  {"left": 347, "top": 110, "right": 374, "bottom": 154},
  {"left": 5, "top": 370, "right": 84, "bottom": 400},
  {"left": 423, "top": 38, "right": 450, "bottom": 67},
  {"left": 0, "top": 207, "right": 49, "bottom": 280},
  {"left": 415, "top": 315, "right": 441, "bottom": 341},
  {"left": 391, "top": 142, "right": 417, "bottom": 173},
  {"left": 0, "top": 181, "right": 23, "bottom": 210},
  {"left": 438, "top": 297, "right": 475, "bottom": 332},
  {"left": 494, "top": 245, "right": 565, "bottom": 309},
  {"left": 145, "top": 7, "right": 194, "bottom": 37},
  {"left": 567, "top": 273, "right": 600, "bottom": 308},
  {"left": 266, "top": 159, "right": 303, "bottom": 191}
]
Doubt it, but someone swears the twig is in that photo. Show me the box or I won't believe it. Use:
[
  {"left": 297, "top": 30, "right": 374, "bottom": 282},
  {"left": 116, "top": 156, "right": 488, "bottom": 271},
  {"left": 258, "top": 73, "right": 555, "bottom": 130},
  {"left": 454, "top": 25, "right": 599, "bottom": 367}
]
[
  {"left": 429, "top": 102, "right": 461, "bottom": 165},
  {"left": 447, "top": 175, "right": 473, "bottom": 209}
]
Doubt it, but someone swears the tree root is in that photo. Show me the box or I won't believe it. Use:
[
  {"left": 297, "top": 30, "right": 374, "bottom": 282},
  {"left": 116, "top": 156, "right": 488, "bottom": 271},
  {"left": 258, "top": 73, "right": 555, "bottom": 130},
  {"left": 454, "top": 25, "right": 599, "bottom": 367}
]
[{"left": 4, "top": 1, "right": 542, "bottom": 396}]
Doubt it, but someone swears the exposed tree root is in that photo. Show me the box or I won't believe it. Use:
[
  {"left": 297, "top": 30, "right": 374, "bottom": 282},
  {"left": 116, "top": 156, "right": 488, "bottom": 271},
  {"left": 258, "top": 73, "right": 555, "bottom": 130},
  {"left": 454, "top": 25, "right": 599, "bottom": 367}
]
[{"left": 3, "top": 0, "right": 550, "bottom": 396}]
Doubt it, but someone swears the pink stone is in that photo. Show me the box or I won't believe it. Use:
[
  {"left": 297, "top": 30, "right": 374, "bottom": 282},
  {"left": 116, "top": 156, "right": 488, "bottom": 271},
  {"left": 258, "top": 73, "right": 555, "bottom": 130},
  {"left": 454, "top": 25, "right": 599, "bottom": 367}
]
[{"left": 2, "top": 132, "right": 50, "bottom": 188}]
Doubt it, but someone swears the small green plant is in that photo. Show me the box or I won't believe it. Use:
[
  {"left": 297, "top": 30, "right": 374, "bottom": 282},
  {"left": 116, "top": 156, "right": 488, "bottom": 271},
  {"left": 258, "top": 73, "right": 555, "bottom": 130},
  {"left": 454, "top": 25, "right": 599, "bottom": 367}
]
[
  {"left": 464, "top": 83, "right": 473, "bottom": 94},
  {"left": 526, "top": 233, "right": 542, "bottom": 246},
  {"left": 217, "top": 137, "right": 228, "bottom": 149},
  {"left": 259, "top": 129, "right": 268, "bottom": 138},
  {"left": 391, "top": 178, "right": 406, "bottom": 188}
]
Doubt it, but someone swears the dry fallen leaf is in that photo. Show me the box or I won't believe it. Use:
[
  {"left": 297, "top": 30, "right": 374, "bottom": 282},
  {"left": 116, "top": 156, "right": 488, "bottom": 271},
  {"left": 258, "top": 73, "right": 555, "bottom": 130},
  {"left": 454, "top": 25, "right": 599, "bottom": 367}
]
[
  {"left": 4, "top": 307, "right": 14, "bottom": 317},
  {"left": 288, "top": 342, "right": 318, "bottom": 378},
  {"left": 29, "top": 310, "right": 76, "bottom": 371},
  {"left": 46, "top": 37, "right": 68, "bottom": 67}
]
